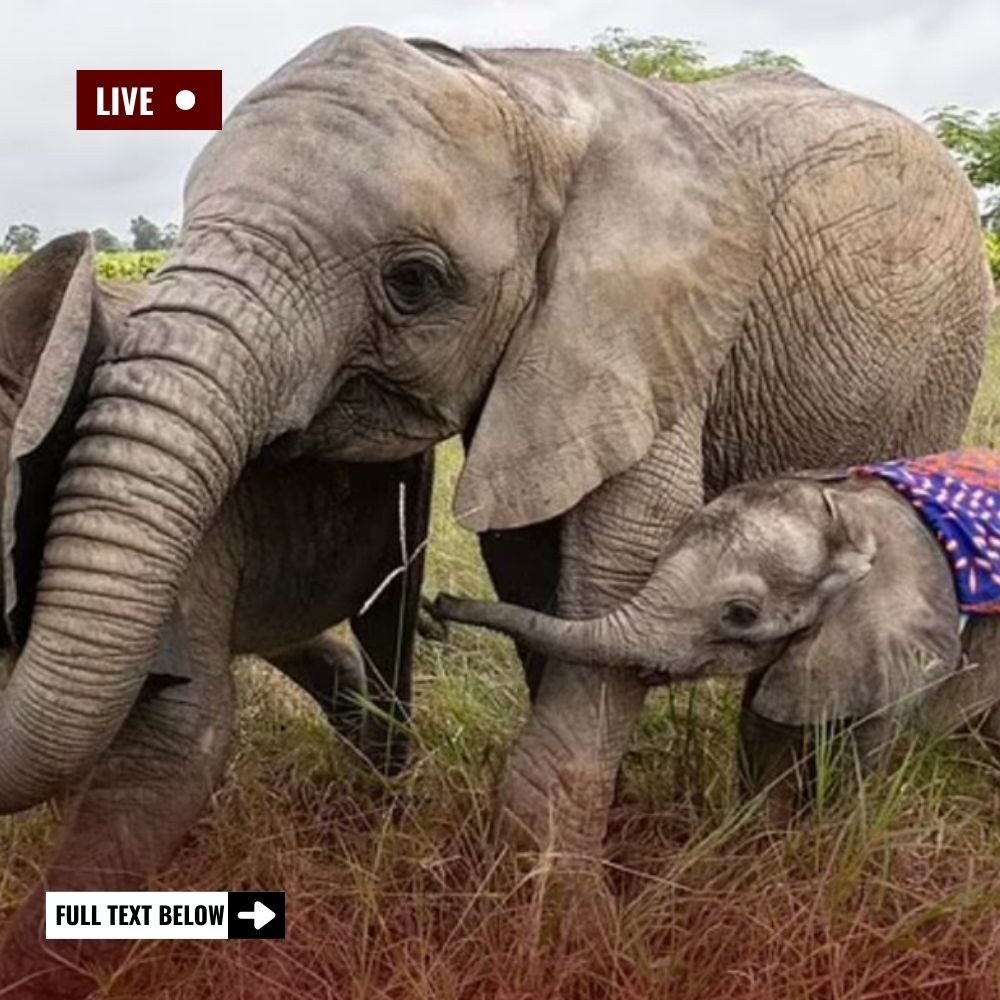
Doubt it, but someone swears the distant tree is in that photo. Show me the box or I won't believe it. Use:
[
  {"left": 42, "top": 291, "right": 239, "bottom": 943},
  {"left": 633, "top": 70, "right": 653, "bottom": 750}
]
[
  {"left": 160, "top": 222, "right": 179, "bottom": 249},
  {"left": 590, "top": 29, "right": 801, "bottom": 82},
  {"left": 129, "top": 215, "right": 163, "bottom": 251},
  {"left": 926, "top": 107, "right": 1000, "bottom": 231},
  {"left": 91, "top": 227, "right": 122, "bottom": 252},
  {"left": 734, "top": 49, "right": 804, "bottom": 73},
  {"left": 1, "top": 223, "right": 41, "bottom": 255}
]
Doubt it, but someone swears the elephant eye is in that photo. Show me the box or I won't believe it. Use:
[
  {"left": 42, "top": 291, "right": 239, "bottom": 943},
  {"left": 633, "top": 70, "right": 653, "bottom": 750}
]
[
  {"left": 722, "top": 599, "right": 761, "bottom": 629},
  {"left": 382, "top": 257, "right": 447, "bottom": 314}
]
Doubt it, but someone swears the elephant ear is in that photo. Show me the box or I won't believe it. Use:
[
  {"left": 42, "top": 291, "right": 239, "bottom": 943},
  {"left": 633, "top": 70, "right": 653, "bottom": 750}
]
[
  {"left": 752, "top": 487, "right": 962, "bottom": 726},
  {"left": 454, "top": 77, "right": 768, "bottom": 531},
  {"left": 0, "top": 233, "right": 108, "bottom": 647},
  {"left": 0, "top": 239, "right": 191, "bottom": 680}
]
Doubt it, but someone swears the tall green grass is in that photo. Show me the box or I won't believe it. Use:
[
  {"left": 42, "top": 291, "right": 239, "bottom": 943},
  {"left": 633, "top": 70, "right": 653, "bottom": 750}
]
[{"left": 2, "top": 314, "right": 1000, "bottom": 998}]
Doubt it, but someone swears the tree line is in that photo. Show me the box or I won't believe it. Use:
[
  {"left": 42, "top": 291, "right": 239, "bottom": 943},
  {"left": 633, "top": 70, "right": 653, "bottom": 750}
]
[
  {"left": 1, "top": 216, "right": 178, "bottom": 255},
  {"left": 4, "top": 31, "right": 998, "bottom": 255}
]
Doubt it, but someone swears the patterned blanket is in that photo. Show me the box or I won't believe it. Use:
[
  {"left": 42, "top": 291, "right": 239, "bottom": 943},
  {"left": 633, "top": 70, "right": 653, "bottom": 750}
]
[{"left": 854, "top": 449, "right": 1000, "bottom": 614}]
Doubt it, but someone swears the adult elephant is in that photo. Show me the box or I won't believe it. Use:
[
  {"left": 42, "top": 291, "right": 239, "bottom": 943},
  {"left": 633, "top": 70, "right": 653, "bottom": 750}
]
[{"left": 0, "top": 28, "right": 992, "bottom": 870}]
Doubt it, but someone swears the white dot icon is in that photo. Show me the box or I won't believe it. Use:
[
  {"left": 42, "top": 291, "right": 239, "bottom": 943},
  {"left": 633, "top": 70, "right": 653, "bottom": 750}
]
[{"left": 175, "top": 90, "right": 196, "bottom": 111}]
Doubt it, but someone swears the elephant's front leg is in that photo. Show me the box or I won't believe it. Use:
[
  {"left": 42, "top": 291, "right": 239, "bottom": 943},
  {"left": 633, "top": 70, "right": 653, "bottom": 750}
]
[
  {"left": 0, "top": 612, "right": 233, "bottom": 1000},
  {"left": 497, "top": 410, "right": 704, "bottom": 855},
  {"left": 737, "top": 688, "right": 808, "bottom": 825}
]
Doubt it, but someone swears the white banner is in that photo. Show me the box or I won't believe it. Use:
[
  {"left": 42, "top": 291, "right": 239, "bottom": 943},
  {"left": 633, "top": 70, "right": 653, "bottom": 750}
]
[{"left": 46, "top": 892, "right": 229, "bottom": 940}]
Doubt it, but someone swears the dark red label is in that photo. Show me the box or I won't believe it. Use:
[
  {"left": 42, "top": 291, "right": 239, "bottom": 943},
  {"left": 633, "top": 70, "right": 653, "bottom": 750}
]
[{"left": 76, "top": 70, "right": 222, "bottom": 130}]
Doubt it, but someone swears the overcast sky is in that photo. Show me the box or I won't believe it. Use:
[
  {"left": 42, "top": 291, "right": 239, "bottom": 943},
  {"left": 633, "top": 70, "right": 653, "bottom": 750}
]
[{"left": 2, "top": 0, "right": 998, "bottom": 240}]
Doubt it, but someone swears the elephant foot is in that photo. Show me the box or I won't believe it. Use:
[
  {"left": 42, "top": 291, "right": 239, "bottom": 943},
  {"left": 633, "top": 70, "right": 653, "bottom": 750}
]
[
  {"left": 495, "top": 735, "right": 614, "bottom": 860},
  {"left": 496, "top": 657, "right": 647, "bottom": 859}
]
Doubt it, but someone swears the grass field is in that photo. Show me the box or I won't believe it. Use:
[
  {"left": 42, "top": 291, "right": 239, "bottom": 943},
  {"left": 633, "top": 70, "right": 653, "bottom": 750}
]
[{"left": 4, "top": 315, "right": 1000, "bottom": 999}]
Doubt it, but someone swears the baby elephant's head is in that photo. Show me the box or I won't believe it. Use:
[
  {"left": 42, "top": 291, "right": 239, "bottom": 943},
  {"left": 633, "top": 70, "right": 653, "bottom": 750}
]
[{"left": 436, "top": 476, "right": 883, "bottom": 683}]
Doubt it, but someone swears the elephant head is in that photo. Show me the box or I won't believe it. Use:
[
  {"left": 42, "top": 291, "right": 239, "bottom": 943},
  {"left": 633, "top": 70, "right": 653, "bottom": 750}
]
[
  {"left": 0, "top": 235, "right": 113, "bottom": 648},
  {"left": 0, "top": 28, "right": 767, "bottom": 812},
  {"left": 436, "top": 476, "right": 963, "bottom": 723}
]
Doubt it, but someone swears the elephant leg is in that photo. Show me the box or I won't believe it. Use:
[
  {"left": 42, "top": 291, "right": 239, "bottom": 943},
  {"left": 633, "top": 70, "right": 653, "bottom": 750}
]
[
  {"left": 351, "top": 448, "right": 433, "bottom": 776},
  {"left": 738, "top": 670, "right": 899, "bottom": 825},
  {"left": 847, "top": 716, "right": 898, "bottom": 775},
  {"left": 478, "top": 518, "right": 562, "bottom": 700},
  {"left": 0, "top": 618, "right": 233, "bottom": 1000},
  {"left": 737, "top": 674, "right": 809, "bottom": 825},
  {"left": 350, "top": 590, "right": 416, "bottom": 777},
  {"left": 953, "top": 618, "right": 1000, "bottom": 766},
  {"left": 980, "top": 704, "right": 1000, "bottom": 767},
  {"left": 266, "top": 633, "right": 368, "bottom": 746},
  {"left": 267, "top": 624, "right": 410, "bottom": 775},
  {"left": 496, "top": 408, "right": 705, "bottom": 855},
  {"left": 262, "top": 452, "right": 432, "bottom": 775}
]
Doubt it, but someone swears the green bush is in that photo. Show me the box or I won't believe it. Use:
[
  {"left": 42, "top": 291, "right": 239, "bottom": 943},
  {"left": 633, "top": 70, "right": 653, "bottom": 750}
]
[
  {"left": 985, "top": 231, "right": 1000, "bottom": 284},
  {"left": 94, "top": 250, "right": 166, "bottom": 281},
  {"left": 0, "top": 254, "right": 23, "bottom": 279},
  {"left": 0, "top": 250, "right": 167, "bottom": 282}
]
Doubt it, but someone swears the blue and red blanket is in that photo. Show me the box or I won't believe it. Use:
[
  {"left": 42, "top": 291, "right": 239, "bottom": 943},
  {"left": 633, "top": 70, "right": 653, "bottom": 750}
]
[{"left": 854, "top": 449, "right": 1000, "bottom": 614}]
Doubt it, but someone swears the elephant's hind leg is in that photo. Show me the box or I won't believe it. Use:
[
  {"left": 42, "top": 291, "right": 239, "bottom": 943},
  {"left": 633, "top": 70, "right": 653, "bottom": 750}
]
[
  {"left": 0, "top": 626, "right": 233, "bottom": 1000},
  {"left": 267, "top": 626, "right": 413, "bottom": 777},
  {"left": 266, "top": 633, "right": 368, "bottom": 747},
  {"left": 930, "top": 618, "right": 1000, "bottom": 766}
]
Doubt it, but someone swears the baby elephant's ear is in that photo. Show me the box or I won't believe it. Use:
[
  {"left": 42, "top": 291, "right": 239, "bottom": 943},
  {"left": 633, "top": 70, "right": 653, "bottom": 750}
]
[
  {"left": 0, "top": 234, "right": 108, "bottom": 647},
  {"left": 753, "top": 490, "right": 961, "bottom": 726},
  {"left": 818, "top": 487, "right": 876, "bottom": 595}
]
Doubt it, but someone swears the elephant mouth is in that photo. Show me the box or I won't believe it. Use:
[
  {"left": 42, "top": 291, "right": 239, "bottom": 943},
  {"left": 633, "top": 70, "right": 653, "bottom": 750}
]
[
  {"left": 641, "top": 634, "right": 798, "bottom": 687},
  {"left": 637, "top": 649, "right": 731, "bottom": 686},
  {"left": 268, "top": 374, "right": 454, "bottom": 462}
]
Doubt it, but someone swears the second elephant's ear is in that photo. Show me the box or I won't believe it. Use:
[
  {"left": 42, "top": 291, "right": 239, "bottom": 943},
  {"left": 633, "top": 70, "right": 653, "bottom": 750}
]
[
  {"left": 752, "top": 490, "right": 962, "bottom": 726},
  {"left": 454, "top": 76, "right": 768, "bottom": 531},
  {"left": 0, "top": 233, "right": 107, "bottom": 647}
]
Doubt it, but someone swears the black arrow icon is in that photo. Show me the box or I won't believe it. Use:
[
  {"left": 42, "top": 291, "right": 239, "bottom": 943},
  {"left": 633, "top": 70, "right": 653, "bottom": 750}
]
[{"left": 227, "top": 892, "right": 285, "bottom": 939}]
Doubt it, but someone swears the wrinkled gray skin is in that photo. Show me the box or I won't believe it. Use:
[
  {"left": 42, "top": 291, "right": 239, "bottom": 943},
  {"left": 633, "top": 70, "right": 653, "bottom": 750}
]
[
  {"left": 0, "top": 238, "right": 432, "bottom": 999},
  {"left": 0, "top": 28, "right": 992, "bottom": 878},
  {"left": 438, "top": 475, "right": 1000, "bottom": 817}
]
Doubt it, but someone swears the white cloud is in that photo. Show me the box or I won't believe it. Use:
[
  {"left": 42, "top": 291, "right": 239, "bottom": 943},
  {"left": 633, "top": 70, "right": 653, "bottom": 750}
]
[{"left": 1, "top": 0, "right": 998, "bottom": 240}]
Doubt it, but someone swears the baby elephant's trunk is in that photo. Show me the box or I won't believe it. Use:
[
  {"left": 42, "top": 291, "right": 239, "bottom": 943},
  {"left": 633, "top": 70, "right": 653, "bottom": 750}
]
[{"left": 433, "top": 594, "right": 646, "bottom": 668}]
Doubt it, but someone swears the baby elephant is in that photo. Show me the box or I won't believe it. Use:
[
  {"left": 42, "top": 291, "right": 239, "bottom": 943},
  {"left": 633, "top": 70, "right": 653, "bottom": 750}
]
[{"left": 436, "top": 451, "right": 1000, "bottom": 809}]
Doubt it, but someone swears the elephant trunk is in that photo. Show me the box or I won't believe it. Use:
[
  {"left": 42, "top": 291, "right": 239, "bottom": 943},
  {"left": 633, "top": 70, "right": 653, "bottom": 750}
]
[
  {"left": 437, "top": 572, "right": 782, "bottom": 683},
  {"left": 0, "top": 242, "right": 323, "bottom": 812},
  {"left": 433, "top": 593, "right": 657, "bottom": 670}
]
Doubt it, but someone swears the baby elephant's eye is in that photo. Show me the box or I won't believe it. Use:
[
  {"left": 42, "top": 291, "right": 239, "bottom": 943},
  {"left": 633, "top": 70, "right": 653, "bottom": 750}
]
[
  {"left": 722, "top": 599, "right": 761, "bottom": 628},
  {"left": 383, "top": 257, "right": 447, "bottom": 314}
]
